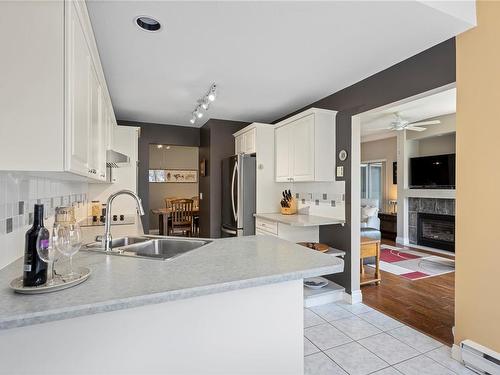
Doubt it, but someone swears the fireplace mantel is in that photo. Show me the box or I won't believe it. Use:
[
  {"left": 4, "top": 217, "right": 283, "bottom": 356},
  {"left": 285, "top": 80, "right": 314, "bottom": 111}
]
[{"left": 404, "top": 189, "right": 456, "bottom": 199}]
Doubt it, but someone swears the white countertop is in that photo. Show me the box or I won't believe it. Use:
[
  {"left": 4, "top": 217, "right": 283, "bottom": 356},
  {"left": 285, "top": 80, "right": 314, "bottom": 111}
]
[
  {"left": 0, "top": 235, "right": 343, "bottom": 330},
  {"left": 254, "top": 213, "right": 345, "bottom": 227}
]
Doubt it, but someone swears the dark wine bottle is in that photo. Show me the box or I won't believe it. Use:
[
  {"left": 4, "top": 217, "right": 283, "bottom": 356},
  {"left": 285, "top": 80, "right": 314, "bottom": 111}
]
[{"left": 22, "top": 204, "right": 48, "bottom": 287}]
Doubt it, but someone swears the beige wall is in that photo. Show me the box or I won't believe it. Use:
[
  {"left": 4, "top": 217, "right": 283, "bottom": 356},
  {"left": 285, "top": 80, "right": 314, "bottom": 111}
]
[
  {"left": 148, "top": 145, "right": 199, "bottom": 230},
  {"left": 361, "top": 136, "right": 397, "bottom": 211},
  {"left": 455, "top": 1, "right": 500, "bottom": 351},
  {"left": 417, "top": 133, "right": 456, "bottom": 156},
  {"left": 406, "top": 113, "right": 456, "bottom": 156}
]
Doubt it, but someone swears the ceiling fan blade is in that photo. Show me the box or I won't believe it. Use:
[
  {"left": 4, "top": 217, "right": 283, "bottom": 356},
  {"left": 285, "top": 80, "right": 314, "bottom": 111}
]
[
  {"left": 363, "top": 128, "right": 388, "bottom": 132},
  {"left": 406, "top": 126, "right": 427, "bottom": 132},
  {"left": 409, "top": 120, "right": 441, "bottom": 126}
]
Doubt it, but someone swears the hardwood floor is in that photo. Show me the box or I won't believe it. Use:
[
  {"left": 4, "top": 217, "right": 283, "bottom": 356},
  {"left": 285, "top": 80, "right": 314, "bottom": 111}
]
[{"left": 361, "top": 240, "right": 455, "bottom": 346}]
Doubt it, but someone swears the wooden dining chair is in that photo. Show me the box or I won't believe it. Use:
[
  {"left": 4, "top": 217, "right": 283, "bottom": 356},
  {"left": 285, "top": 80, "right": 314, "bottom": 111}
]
[
  {"left": 164, "top": 197, "right": 179, "bottom": 211},
  {"left": 169, "top": 199, "right": 194, "bottom": 237},
  {"left": 163, "top": 197, "right": 178, "bottom": 235},
  {"left": 191, "top": 196, "right": 200, "bottom": 236}
]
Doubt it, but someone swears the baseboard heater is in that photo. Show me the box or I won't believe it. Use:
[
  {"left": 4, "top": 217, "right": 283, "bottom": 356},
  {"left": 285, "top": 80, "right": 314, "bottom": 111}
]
[{"left": 461, "top": 340, "right": 500, "bottom": 375}]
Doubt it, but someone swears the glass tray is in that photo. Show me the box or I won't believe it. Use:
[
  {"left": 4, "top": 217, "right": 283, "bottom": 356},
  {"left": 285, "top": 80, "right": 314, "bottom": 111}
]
[{"left": 9, "top": 267, "right": 91, "bottom": 294}]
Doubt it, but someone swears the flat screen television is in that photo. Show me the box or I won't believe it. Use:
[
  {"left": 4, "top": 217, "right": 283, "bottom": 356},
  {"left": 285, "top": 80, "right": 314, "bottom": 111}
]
[{"left": 409, "top": 153, "right": 455, "bottom": 189}]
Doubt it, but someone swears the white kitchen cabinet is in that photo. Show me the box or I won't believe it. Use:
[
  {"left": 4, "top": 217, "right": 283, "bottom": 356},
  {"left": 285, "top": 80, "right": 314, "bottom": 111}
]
[
  {"left": 66, "top": 3, "right": 91, "bottom": 177},
  {"left": 290, "top": 114, "right": 315, "bottom": 181},
  {"left": 275, "top": 124, "right": 292, "bottom": 182},
  {"left": 233, "top": 123, "right": 279, "bottom": 214},
  {"left": 255, "top": 218, "right": 318, "bottom": 242},
  {"left": 0, "top": 0, "right": 116, "bottom": 181},
  {"left": 235, "top": 134, "right": 244, "bottom": 154},
  {"left": 274, "top": 108, "right": 337, "bottom": 182},
  {"left": 234, "top": 127, "right": 256, "bottom": 154}
]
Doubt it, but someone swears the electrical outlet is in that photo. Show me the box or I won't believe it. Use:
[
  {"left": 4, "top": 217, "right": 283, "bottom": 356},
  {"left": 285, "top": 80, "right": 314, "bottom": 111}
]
[{"left": 336, "top": 166, "right": 344, "bottom": 177}]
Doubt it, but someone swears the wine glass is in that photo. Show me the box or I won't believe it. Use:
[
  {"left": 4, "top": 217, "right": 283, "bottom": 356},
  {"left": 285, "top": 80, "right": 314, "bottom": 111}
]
[
  {"left": 55, "top": 223, "right": 83, "bottom": 280},
  {"left": 36, "top": 227, "right": 60, "bottom": 286}
]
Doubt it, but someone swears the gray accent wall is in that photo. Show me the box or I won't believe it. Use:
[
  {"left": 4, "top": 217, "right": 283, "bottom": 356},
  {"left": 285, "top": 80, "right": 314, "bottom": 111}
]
[
  {"left": 198, "top": 119, "right": 248, "bottom": 238},
  {"left": 274, "top": 38, "right": 456, "bottom": 293},
  {"left": 118, "top": 120, "right": 199, "bottom": 232}
]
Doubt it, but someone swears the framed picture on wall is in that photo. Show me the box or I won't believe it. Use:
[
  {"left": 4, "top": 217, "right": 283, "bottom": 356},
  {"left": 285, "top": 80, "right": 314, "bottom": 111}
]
[
  {"left": 165, "top": 169, "right": 198, "bottom": 183},
  {"left": 148, "top": 170, "right": 156, "bottom": 182},
  {"left": 393, "top": 162, "right": 397, "bottom": 184},
  {"left": 154, "top": 170, "right": 166, "bottom": 182}
]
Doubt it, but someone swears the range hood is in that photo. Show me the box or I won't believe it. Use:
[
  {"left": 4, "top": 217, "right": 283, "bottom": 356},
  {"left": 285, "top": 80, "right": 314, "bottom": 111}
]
[{"left": 106, "top": 149, "right": 130, "bottom": 168}]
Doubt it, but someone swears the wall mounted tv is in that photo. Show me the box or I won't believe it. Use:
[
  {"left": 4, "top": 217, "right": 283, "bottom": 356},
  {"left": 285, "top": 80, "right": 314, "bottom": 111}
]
[{"left": 409, "top": 153, "right": 455, "bottom": 189}]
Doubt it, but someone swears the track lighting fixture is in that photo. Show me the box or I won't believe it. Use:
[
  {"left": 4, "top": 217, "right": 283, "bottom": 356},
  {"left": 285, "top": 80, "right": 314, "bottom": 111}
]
[{"left": 188, "top": 83, "right": 217, "bottom": 125}]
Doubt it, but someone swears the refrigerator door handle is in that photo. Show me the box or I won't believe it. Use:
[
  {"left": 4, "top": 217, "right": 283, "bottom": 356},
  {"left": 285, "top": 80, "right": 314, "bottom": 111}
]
[{"left": 231, "top": 160, "right": 238, "bottom": 222}]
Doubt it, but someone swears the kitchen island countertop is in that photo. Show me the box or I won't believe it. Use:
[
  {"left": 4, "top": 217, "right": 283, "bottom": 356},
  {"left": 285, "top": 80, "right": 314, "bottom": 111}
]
[{"left": 0, "top": 235, "right": 343, "bottom": 330}]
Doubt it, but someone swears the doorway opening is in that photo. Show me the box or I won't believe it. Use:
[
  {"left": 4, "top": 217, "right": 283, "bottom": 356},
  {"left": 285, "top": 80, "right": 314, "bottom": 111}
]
[
  {"left": 352, "top": 84, "right": 457, "bottom": 345},
  {"left": 148, "top": 144, "right": 200, "bottom": 237}
]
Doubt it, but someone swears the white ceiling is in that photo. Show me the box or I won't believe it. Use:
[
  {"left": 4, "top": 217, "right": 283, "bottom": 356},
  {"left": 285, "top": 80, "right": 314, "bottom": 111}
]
[
  {"left": 86, "top": 1, "right": 474, "bottom": 127},
  {"left": 360, "top": 87, "right": 456, "bottom": 141}
]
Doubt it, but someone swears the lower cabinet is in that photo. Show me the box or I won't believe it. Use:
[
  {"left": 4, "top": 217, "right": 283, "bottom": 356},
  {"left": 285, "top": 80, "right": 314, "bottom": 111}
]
[{"left": 255, "top": 218, "right": 319, "bottom": 243}]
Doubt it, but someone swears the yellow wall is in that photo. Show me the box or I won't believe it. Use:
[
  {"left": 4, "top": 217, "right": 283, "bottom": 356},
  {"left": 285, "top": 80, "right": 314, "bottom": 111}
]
[{"left": 455, "top": 1, "right": 500, "bottom": 351}]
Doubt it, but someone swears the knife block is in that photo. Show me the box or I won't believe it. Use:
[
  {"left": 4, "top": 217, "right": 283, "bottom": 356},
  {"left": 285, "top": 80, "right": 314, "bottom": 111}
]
[{"left": 280, "top": 197, "right": 298, "bottom": 215}]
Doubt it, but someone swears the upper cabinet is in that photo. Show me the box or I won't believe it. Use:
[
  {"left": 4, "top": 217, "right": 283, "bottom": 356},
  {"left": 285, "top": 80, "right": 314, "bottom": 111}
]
[
  {"left": 0, "top": 0, "right": 116, "bottom": 182},
  {"left": 274, "top": 108, "right": 337, "bottom": 182},
  {"left": 235, "top": 127, "right": 256, "bottom": 154}
]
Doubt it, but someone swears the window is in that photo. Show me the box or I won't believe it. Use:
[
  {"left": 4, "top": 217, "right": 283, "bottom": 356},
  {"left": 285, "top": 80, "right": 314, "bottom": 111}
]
[{"left": 361, "top": 161, "right": 384, "bottom": 209}]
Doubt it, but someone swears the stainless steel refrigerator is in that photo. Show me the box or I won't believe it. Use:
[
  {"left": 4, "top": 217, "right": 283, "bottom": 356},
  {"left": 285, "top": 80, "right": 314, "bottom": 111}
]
[{"left": 221, "top": 154, "right": 256, "bottom": 237}]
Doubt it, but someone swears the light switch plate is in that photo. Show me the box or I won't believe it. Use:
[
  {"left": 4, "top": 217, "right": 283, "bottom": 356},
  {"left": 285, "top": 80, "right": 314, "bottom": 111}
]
[{"left": 336, "top": 166, "right": 344, "bottom": 177}]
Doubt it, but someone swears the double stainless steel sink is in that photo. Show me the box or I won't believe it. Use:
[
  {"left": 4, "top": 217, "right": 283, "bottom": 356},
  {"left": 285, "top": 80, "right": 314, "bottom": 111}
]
[{"left": 85, "top": 235, "right": 211, "bottom": 260}]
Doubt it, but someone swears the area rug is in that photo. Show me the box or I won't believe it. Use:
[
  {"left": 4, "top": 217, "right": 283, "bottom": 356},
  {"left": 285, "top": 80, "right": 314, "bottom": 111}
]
[{"left": 366, "top": 244, "right": 455, "bottom": 280}]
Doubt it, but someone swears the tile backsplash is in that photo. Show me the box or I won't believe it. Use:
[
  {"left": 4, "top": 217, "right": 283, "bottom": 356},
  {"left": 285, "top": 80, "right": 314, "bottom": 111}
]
[
  {"left": 281, "top": 181, "right": 346, "bottom": 220},
  {"left": 0, "top": 172, "right": 88, "bottom": 269}
]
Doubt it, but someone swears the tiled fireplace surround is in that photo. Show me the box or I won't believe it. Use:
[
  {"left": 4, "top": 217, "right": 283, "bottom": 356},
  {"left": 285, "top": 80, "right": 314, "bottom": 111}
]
[{"left": 408, "top": 197, "right": 455, "bottom": 245}]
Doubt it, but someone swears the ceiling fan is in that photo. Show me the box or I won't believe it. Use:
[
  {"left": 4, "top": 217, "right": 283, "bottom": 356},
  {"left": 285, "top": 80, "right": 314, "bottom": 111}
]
[{"left": 387, "top": 113, "right": 440, "bottom": 132}]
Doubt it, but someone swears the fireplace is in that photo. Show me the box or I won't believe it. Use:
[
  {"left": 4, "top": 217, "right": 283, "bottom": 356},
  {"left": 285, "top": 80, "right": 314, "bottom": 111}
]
[{"left": 417, "top": 213, "right": 455, "bottom": 252}]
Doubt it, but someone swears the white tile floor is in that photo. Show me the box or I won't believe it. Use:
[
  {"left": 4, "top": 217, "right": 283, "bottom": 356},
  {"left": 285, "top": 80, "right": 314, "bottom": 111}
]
[{"left": 304, "top": 302, "right": 476, "bottom": 375}]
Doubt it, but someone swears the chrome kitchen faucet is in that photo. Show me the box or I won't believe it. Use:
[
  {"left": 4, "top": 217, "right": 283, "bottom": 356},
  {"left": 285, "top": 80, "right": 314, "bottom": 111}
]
[{"left": 103, "top": 190, "right": 145, "bottom": 251}]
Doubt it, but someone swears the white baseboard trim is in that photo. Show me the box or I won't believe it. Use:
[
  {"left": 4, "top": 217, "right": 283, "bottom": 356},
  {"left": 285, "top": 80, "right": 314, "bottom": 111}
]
[
  {"left": 343, "top": 290, "right": 363, "bottom": 304},
  {"left": 395, "top": 236, "right": 408, "bottom": 245},
  {"left": 305, "top": 290, "right": 344, "bottom": 308},
  {"left": 451, "top": 344, "right": 462, "bottom": 362}
]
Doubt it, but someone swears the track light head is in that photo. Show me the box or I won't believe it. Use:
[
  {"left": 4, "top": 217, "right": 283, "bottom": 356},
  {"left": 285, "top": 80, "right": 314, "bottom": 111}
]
[
  {"left": 208, "top": 84, "right": 217, "bottom": 102},
  {"left": 201, "top": 97, "right": 210, "bottom": 110},
  {"left": 195, "top": 107, "right": 203, "bottom": 118}
]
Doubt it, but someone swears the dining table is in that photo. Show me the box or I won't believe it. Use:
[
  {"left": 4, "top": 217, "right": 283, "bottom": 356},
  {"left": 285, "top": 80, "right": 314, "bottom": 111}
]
[{"left": 152, "top": 207, "right": 200, "bottom": 235}]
